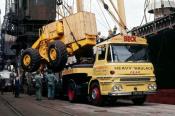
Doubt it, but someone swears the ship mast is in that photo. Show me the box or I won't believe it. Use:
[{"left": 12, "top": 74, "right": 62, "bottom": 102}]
[
  {"left": 107, "top": 0, "right": 127, "bottom": 34},
  {"left": 76, "top": 0, "right": 84, "bottom": 12},
  {"left": 116, "top": 0, "right": 127, "bottom": 34}
]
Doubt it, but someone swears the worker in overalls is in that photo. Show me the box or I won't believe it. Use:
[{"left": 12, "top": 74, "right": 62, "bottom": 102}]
[
  {"left": 14, "top": 75, "right": 21, "bottom": 98},
  {"left": 46, "top": 70, "right": 56, "bottom": 99},
  {"left": 35, "top": 71, "right": 42, "bottom": 101},
  {"left": 10, "top": 70, "right": 16, "bottom": 94}
]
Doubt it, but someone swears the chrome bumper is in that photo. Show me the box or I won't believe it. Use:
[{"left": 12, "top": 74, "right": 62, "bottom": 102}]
[{"left": 108, "top": 91, "right": 157, "bottom": 96}]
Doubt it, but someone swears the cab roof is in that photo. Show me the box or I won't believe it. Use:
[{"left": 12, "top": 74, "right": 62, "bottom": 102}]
[{"left": 97, "top": 35, "right": 147, "bottom": 46}]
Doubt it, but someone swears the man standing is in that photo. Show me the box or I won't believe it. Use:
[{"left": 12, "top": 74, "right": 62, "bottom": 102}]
[
  {"left": 0, "top": 78, "right": 6, "bottom": 95},
  {"left": 10, "top": 70, "right": 16, "bottom": 94},
  {"left": 46, "top": 70, "right": 56, "bottom": 100},
  {"left": 14, "top": 75, "right": 20, "bottom": 97},
  {"left": 35, "top": 71, "right": 42, "bottom": 101}
]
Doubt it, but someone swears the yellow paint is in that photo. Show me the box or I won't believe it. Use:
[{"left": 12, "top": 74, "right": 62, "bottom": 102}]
[
  {"left": 91, "top": 62, "right": 155, "bottom": 95},
  {"left": 97, "top": 35, "right": 147, "bottom": 46},
  {"left": 67, "top": 37, "right": 96, "bottom": 54},
  {"left": 100, "top": 82, "right": 156, "bottom": 95},
  {"left": 31, "top": 15, "right": 96, "bottom": 62},
  {"left": 62, "top": 68, "right": 93, "bottom": 77},
  {"left": 62, "top": 34, "right": 156, "bottom": 97}
]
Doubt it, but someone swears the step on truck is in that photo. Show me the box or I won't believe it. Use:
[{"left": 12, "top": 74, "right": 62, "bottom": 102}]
[{"left": 21, "top": 12, "right": 157, "bottom": 106}]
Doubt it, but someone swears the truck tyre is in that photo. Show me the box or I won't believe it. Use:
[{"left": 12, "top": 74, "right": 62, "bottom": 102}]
[
  {"left": 67, "top": 80, "right": 77, "bottom": 102},
  {"left": 89, "top": 82, "right": 104, "bottom": 106},
  {"left": 132, "top": 95, "right": 146, "bottom": 105},
  {"left": 21, "top": 48, "right": 41, "bottom": 72},
  {"left": 48, "top": 40, "right": 68, "bottom": 72}
]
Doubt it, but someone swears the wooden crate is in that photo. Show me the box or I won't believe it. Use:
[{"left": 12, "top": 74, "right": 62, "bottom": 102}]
[{"left": 63, "top": 12, "right": 97, "bottom": 44}]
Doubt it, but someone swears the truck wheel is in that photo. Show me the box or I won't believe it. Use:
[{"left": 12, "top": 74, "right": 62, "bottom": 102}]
[
  {"left": 132, "top": 96, "right": 146, "bottom": 105},
  {"left": 89, "top": 83, "right": 104, "bottom": 106},
  {"left": 21, "top": 48, "right": 41, "bottom": 72},
  {"left": 48, "top": 40, "right": 68, "bottom": 72},
  {"left": 67, "top": 80, "right": 77, "bottom": 102}
]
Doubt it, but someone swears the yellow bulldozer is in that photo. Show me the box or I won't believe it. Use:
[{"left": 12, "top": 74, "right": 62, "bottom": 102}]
[{"left": 21, "top": 12, "right": 97, "bottom": 72}]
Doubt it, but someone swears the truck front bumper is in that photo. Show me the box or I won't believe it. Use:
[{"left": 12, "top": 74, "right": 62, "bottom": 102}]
[{"left": 108, "top": 91, "right": 156, "bottom": 96}]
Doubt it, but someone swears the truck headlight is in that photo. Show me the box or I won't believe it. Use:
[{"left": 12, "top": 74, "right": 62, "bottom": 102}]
[
  {"left": 113, "top": 85, "right": 123, "bottom": 91},
  {"left": 148, "top": 84, "right": 157, "bottom": 91}
]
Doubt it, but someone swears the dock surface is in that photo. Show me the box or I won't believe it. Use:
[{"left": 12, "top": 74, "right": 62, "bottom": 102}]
[{"left": 0, "top": 93, "right": 175, "bottom": 116}]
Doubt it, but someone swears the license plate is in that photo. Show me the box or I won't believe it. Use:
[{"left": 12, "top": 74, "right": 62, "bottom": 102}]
[{"left": 132, "top": 91, "right": 143, "bottom": 95}]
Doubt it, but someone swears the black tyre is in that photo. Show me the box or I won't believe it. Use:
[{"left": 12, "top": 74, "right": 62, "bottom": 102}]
[
  {"left": 48, "top": 40, "right": 68, "bottom": 72},
  {"left": 132, "top": 95, "right": 147, "bottom": 105},
  {"left": 89, "top": 82, "right": 104, "bottom": 106},
  {"left": 21, "top": 48, "right": 41, "bottom": 72}
]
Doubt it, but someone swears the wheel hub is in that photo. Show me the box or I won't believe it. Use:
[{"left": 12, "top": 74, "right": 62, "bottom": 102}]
[
  {"left": 23, "top": 55, "right": 31, "bottom": 66},
  {"left": 50, "top": 48, "right": 57, "bottom": 60},
  {"left": 92, "top": 89, "right": 98, "bottom": 100}
]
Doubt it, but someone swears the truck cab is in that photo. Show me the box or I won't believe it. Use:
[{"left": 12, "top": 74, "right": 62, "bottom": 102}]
[{"left": 89, "top": 35, "right": 157, "bottom": 105}]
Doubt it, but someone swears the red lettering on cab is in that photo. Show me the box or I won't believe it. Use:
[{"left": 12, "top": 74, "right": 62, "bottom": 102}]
[{"left": 124, "top": 36, "right": 136, "bottom": 42}]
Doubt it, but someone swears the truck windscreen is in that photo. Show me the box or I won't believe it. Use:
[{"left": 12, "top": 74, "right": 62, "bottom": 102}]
[{"left": 110, "top": 44, "right": 148, "bottom": 62}]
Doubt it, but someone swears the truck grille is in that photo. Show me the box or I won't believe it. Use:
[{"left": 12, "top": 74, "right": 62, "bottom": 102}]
[{"left": 120, "top": 77, "right": 150, "bottom": 82}]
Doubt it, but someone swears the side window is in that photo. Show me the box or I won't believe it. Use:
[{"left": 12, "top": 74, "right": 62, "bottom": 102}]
[{"left": 98, "top": 45, "right": 106, "bottom": 60}]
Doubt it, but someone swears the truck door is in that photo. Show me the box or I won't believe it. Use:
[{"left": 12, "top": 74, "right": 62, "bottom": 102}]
[{"left": 93, "top": 44, "right": 108, "bottom": 76}]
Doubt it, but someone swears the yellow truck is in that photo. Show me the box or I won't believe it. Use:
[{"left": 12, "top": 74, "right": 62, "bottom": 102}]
[
  {"left": 21, "top": 12, "right": 156, "bottom": 106},
  {"left": 62, "top": 35, "right": 156, "bottom": 105}
]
